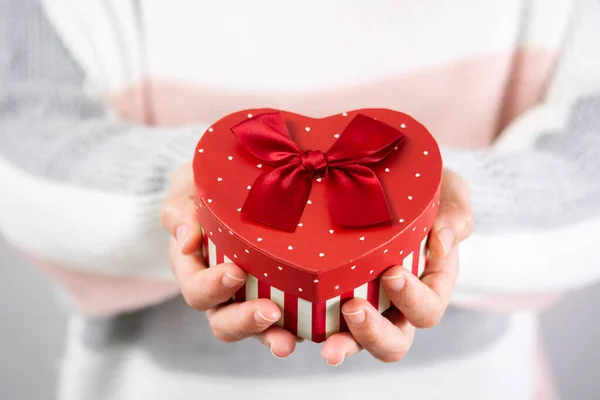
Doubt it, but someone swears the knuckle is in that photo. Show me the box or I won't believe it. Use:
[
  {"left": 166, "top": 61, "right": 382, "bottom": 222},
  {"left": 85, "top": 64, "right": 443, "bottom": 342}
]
[
  {"left": 196, "top": 268, "right": 226, "bottom": 305},
  {"left": 216, "top": 331, "right": 236, "bottom": 343},
  {"left": 181, "top": 285, "right": 208, "bottom": 311},
  {"left": 359, "top": 314, "right": 387, "bottom": 345},
  {"left": 433, "top": 269, "right": 454, "bottom": 287},
  {"left": 378, "top": 348, "right": 408, "bottom": 363},
  {"left": 401, "top": 290, "right": 419, "bottom": 310},
  {"left": 413, "top": 309, "right": 444, "bottom": 329},
  {"left": 358, "top": 314, "right": 411, "bottom": 363},
  {"left": 208, "top": 320, "right": 232, "bottom": 343},
  {"left": 204, "top": 282, "right": 223, "bottom": 304},
  {"left": 362, "top": 325, "right": 381, "bottom": 342},
  {"left": 208, "top": 312, "right": 246, "bottom": 343},
  {"left": 182, "top": 293, "right": 202, "bottom": 311},
  {"left": 232, "top": 316, "right": 252, "bottom": 339}
]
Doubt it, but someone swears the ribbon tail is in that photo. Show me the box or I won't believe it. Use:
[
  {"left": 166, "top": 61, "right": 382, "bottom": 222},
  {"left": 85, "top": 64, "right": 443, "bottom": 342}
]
[
  {"left": 327, "top": 165, "right": 392, "bottom": 228},
  {"left": 241, "top": 161, "right": 313, "bottom": 232}
]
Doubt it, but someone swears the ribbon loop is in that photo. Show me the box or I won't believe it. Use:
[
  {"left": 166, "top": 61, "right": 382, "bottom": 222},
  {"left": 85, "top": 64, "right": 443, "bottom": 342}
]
[{"left": 231, "top": 112, "right": 405, "bottom": 232}]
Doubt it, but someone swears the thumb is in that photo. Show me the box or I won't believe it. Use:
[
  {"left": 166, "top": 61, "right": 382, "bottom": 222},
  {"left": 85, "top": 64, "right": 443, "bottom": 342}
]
[{"left": 428, "top": 168, "right": 474, "bottom": 260}]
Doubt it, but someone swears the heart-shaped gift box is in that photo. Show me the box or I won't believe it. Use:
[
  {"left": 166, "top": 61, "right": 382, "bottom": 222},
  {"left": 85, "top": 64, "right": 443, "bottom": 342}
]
[{"left": 193, "top": 108, "right": 442, "bottom": 342}]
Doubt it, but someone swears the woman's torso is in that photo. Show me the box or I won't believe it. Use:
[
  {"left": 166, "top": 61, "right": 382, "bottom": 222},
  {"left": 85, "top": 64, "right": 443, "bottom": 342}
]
[{"left": 39, "top": 1, "right": 574, "bottom": 398}]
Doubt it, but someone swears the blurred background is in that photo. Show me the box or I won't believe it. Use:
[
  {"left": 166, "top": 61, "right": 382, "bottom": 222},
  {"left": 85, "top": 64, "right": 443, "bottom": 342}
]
[{"left": 2, "top": 234, "right": 600, "bottom": 399}]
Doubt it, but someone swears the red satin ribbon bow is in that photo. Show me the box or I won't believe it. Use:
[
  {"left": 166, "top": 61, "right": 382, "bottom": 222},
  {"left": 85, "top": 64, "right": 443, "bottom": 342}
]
[{"left": 231, "top": 112, "right": 405, "bottom": 232}]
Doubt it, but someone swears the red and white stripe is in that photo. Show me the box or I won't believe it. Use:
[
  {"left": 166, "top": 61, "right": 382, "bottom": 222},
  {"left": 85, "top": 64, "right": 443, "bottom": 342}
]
[{"left": 202, "top": 234, "right": 427, "bottom": 342}]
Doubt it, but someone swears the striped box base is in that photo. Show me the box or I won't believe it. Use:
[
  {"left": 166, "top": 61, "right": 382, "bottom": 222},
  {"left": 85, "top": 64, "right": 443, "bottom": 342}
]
[{"left": 203, "top": 237, "right": 427, "bottom": 342}]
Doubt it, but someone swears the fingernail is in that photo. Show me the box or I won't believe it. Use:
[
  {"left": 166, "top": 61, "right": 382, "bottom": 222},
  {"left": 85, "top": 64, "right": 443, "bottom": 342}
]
[
  {"left": 382, "top": 274, "right": 406, "bottom": 292},
  {"left": 254, "top": 310, "right": 279, "bottom": 325},
  {"left": 221, "top": 272, "right": 246, "bottom": 288},
  {"left": 437, "top": 227, "right": 454, "bottom": 258},
  {"left": 342, "top": 308, "right": 366, "bottom": 326},
  {"left": 270, "top": 344, "right": 287, "bottom": 359},
  {"left": 176, "top": 225, "right": 189, "bottom": 252},
  {"left": 326, "top": 356, "right": 345, "bottom": 367}
]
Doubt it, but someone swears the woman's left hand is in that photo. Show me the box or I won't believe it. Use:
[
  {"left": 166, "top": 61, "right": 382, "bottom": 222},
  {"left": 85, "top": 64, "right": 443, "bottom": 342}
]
[{"left": 321, "top": 168, "right": 475, "bottom": 365}]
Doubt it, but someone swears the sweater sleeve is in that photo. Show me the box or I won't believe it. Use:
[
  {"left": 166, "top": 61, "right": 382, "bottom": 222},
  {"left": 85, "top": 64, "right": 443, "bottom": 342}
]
[
  {"left": 0, "top": 0, "right": 200, "bottom": 315},
  {"left": 447, "top": 0, "right": 600, "bottom": 300}
]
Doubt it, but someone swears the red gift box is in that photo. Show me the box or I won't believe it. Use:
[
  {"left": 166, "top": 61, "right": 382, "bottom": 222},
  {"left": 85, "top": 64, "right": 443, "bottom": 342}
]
[{"left": 193, "top": 109, "right": 442, "bottom": 343}]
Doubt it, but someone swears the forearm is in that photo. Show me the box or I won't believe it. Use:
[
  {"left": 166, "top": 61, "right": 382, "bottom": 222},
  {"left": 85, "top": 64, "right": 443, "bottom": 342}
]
[
  {"left": 445, "top": 96, "right": 600, "bottom": 297},
  {"left": 0, "top": 83, "right": 203, "bottom": 274}
]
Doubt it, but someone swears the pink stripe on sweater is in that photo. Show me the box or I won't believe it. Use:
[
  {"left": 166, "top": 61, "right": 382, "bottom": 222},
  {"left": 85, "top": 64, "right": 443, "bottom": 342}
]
[
  {"left": 113, "top": 49, "right": 556, "bottom": 148},
  {"left": 6, "top": 241, "right": 180, "bottom": 316},
  {"left": 38, "top": 262, "right": 180, "bottom": 317},
  {"left": 497, "top": 49, "right": 558, "bottom": 133}
]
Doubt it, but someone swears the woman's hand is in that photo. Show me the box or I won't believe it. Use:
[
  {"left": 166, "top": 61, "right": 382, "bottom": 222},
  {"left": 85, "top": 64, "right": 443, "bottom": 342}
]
[
  {"left": 321, "top": 168, "right": 475, "bottom": 365},
  {"left": 162, "top": 163, "right": 473, "bottom": 363},
  {"left": 160, "top": 162, "right": 298, "bottom": 357}
]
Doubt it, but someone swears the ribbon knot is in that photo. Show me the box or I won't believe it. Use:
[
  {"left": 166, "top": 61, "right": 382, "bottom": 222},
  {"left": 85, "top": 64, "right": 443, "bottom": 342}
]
[
  {"left": 231, "top": 112, "right": 406, "bottom": 232},
  {"left": 301, "top": 150, "right": 327, "bottom": 176}
]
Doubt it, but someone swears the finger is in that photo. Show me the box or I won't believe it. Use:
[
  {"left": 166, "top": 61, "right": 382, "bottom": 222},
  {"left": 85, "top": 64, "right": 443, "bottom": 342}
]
[
  {"left": 206, "top": 298, "right": 282, "bottom": 343},
  {"left": 341, "top": 299, "right": 415, "bottom": 363},
  {"left": 321, "top": 331, "right": 362, "bottom": 366},
  {"left": 428, "top": 168, "right": 474, "bottom": 260},
  {"left": 165, "top": 199, "right": 204, "bottom": 255},
  {"left": 381, "top": 248, "right": 458, "bottom": 328},
  {"left": 160, "top": 163, "right": 202, "bottom": 254},
  {"left": 181, "top": 200, "right": 204, "bottom": 255},
  {"left": 254, "top": 326, "right": 299, "bottom": 359},
  {"left": 160, "top": 162, "right": 194, "bottom": 235},
  {"left": 170, "top": 239, "right": 247, "bottom": 310},
  {"left": 162, "top": 198, "right": 203, "bottom": 255}
]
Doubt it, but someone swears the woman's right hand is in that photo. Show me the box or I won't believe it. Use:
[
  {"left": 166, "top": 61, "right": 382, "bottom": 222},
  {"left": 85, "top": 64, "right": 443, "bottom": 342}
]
[{"left": 161, "top": 162, "right": 297, "bottom": 358}]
